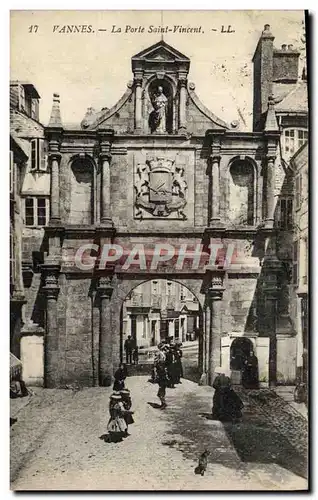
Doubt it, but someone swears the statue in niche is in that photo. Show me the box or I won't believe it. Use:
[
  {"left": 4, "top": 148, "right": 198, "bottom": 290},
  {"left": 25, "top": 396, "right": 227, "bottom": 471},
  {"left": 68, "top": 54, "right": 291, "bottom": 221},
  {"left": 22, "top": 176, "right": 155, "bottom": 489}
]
[{"left": 149, "top": 86, "right": 168, "bottom": 134}]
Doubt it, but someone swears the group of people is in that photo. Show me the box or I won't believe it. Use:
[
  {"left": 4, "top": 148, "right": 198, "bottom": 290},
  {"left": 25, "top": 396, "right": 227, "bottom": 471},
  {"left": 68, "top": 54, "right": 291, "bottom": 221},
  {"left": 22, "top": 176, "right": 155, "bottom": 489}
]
[
  {"left": 124, "top": 335, "right": 139, "bottom": 365},
  {"left": 151, "top": 338, "right": 184, "bottom": 409},
  {"left": 106, "top": 363, "right": 134, "bottom": 442},
  {"left": 105, "top": 341, "right": 246, "bottom": 444}
]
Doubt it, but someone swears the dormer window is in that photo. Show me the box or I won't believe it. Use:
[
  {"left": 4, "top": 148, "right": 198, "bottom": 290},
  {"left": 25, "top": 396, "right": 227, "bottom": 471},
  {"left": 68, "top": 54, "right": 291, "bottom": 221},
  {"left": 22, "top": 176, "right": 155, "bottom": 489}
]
[
  {"left": 19, "top": 85, "right": 25, "bottom": 112},
  {"left": 30, "top": 139, "right": 47, "bottom": 171},
  {"left": 281, "top": 128, "right": 308, "bottom": 158}
]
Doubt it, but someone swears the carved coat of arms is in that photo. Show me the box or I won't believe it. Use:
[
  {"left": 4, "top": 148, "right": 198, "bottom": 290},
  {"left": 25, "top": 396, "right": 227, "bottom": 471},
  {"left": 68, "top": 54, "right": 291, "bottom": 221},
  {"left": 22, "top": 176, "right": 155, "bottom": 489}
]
[{"left": 134, "top": 157, "right": 188, "bottom": 219}]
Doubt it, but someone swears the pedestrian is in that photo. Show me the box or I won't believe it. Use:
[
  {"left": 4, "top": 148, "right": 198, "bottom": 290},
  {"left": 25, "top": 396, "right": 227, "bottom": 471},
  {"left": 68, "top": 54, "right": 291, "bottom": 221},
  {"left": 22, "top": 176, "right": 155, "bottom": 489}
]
[
  {"left": 120, "top": 388, "right": 134, "bottom": 434},
  {"left": 107, "top": 392, "right": 128, "bottom": 442},
  {"left": 174, "top": 342, "right": 183, "bottom": 384},
  {"left": 212, "top": 371, "right": 244, "bottom": 423},
  {"left": 165, "top": 345, "right": 176, "bottom": 388},
  {"left": 133, "top": 345, "right": 139, "bottom": 365},
  {"left": 156, "top": 362, "right": 169, "bottom": 409},
  {"left": 124, "top": 335, "right": 134, "bottom": 364},
  {"left": 152, "top": 342, "right": 166, "bottom": 382},
  {"left": 242, "top": 351, "right": 259, "bottom": 389},
  {"left": 113, "top": 363, "right": 127, "bottom": 391}
]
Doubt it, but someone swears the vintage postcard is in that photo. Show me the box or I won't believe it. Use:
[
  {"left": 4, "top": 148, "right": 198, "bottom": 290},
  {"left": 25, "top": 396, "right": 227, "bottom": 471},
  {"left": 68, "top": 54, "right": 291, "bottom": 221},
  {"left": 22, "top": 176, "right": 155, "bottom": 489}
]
[{"left": 10, "top": 10, "right": 308, "bottom": 491}]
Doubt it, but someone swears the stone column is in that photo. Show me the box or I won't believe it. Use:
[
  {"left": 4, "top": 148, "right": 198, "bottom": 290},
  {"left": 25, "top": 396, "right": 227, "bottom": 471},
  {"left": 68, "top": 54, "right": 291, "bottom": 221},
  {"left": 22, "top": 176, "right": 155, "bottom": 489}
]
[
  {"left": 265, "top": 153, "right": 276, "bottom": 228},
  {"left": 208, "top": 295, "right": 223, "bottom": 385},
  {"left": 264, "top": 281, "right": 278, "bottom": 387},
  {"left": 49, "top": 152, "right": 61, "bottom": 222},
  {"left": 43, "top": 267, "right": 60, "bottom": 388},
  {"left": 99, "top": 153, "right": 113, "bottom": 227},
  {"left": 98, "top": 276, "right": 114, "bottom": 386},
  {"left": 178, "top": 78, "right": 187, "bottom": 132},
  {"left": 98, "top": 129, "right": 114, "bottom": 227},
  {"left": 206, "top": 272, "right": 225, "bottom": 386},
  {"left": 204, "top": 305, "right": 210, "bottom": 375},
  {"left": 134, "top": 77, "right": 143, "bottom": 132},
  {"left": 209, "top": 153, "right": 221, "bottom": 226}
]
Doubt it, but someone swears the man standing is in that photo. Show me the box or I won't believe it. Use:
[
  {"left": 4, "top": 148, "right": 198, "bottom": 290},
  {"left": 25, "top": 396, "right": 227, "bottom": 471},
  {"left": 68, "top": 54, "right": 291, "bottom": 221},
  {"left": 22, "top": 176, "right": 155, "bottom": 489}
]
[{"left": 124, "top": 335, "right": 134, "bottom": 365}]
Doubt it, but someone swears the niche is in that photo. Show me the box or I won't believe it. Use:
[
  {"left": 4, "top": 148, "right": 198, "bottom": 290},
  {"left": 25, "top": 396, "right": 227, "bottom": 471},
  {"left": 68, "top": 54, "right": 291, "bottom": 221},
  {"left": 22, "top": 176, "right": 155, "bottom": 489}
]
[
  {"left": 147, "top": 79, "right": 174, "bottom": 134},
  {"left": 229, "top": 159, "right": 255, "bottom": 225},
  {"left": 70, "top": 158, "right": 94, "bottom": 224}
]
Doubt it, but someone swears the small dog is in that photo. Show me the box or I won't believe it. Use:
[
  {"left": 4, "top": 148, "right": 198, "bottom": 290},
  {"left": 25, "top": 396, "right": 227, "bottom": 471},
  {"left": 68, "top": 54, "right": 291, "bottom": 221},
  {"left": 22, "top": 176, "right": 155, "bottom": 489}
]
[{"left": 194, "top": 449, "right": 210, "bottom": 476}]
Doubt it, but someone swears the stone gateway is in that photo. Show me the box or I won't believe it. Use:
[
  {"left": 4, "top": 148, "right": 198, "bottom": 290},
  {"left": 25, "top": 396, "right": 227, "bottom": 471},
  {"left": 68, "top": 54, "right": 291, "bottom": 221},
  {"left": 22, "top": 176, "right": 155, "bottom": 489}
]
[{"left": 17, "top": 28, "right": 307, "bottom": 389}]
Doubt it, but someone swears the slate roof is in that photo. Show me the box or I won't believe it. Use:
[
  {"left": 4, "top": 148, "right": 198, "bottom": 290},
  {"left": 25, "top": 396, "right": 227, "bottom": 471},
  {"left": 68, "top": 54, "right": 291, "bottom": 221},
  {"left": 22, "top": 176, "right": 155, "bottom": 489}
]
[{"left": 275, "top": 81, "right": 308, "bottom": 114}]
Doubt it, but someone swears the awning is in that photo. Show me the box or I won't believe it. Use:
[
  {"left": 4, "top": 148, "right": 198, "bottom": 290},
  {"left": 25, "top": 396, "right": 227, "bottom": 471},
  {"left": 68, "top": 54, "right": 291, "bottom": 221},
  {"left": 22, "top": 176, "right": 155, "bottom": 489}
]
[{"left": 10, "top": 353, "right": 22, "bottom": 381}]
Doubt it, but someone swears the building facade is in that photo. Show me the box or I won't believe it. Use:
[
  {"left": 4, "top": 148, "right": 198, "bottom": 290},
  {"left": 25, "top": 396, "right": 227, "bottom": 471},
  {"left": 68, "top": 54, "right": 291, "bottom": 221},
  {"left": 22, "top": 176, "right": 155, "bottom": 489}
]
[
  {"left": 15, "top": 24, "right": 308, "bottom": 388},
  {"left": 291, "top": 143, "right": 308, "bottom": 386},
  {"left": 122, "top": 279, "right": 200, "bottom": 349},
  {"left": 10, "top": 82, "right": 49, "bottom": 385}
]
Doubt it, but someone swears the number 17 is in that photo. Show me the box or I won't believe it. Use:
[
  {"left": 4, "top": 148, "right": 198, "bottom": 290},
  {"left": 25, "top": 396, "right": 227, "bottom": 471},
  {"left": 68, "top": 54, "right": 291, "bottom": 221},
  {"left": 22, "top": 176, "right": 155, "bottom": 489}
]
[{"left": 28, "top": 25, "right": 38, "bottom": 33}]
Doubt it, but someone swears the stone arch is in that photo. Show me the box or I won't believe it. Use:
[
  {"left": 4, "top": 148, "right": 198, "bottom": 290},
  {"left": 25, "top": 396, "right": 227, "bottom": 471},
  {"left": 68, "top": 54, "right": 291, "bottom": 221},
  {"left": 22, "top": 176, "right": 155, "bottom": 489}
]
[
  {"left": 227, "top": 156, "right": 257, "bottom": 226},
  {"left": 145, "top": 75, "right": 176, "bottom": 134},
  {"left": 109, "top": 276, "right": 205, "bottom": 376},
  {"left": 69, "top": 155, "right": 96, "bottom": 224}
]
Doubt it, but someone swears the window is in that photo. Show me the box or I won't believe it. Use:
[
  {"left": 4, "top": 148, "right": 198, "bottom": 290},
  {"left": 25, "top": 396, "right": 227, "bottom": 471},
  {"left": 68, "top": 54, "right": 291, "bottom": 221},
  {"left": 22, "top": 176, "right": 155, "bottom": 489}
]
[
  {"left": 10, "top": 151, "right": 14, "bottom": 195},
  {"left": 302, "top": 237, "right": 308, "bottom": 285},
  {"left": 295, "top": 174, "right": 302, "bottom": 210},
  {"left": 10, "top": 226, "right": 15, "bottom": 288},
  {"left": 19, "top": 85, "right": 25, "bottom": 111},
  {"left": 166, "top": 281, "right": 173, "bottom": 296},
  {"left": 151, "top": 280, "right": 158, "bottom": 295},
  {"left": 281, "top": 128, "right": 308, "bottom": 157},
  {"left": 278, "top": 197, "right": 293, "bottom": 229},
  {"left": 30, "top": 138, "right": 47, "bottom": 171},
  {"left": 25, "top": 197, "right": 49, "bottom": 226},
  {"left": 180, "top": 287, "right": 186, "bottom": 301},
  {"left": 31, "top": 99, "right": 37, "bottom": 120},
  {"left": 293, "top": 241, "right": 299, "bottom": 286}
]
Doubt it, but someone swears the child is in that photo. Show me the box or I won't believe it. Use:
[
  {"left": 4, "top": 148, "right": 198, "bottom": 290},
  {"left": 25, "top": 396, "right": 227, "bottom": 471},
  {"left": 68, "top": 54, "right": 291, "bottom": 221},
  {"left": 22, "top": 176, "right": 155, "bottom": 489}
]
[
  {"left": 107, "top": 392, "right": 127, "bottom": 442},
  {"left": 133, "top": 346, "right": 139, "bottom": 365},
  {"left": 156, "top": 362, "right": 169, "bottom": 409},
  {"left": 120, "top": 388, "right": 134, "bottom": 434}
]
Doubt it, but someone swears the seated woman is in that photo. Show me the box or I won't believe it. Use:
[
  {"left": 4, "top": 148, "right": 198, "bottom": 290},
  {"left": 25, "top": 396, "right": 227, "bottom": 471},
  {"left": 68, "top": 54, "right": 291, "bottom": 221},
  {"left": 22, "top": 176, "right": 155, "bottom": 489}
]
[{"left": 212, "top": 372, "right": 244, "bottom": 423}]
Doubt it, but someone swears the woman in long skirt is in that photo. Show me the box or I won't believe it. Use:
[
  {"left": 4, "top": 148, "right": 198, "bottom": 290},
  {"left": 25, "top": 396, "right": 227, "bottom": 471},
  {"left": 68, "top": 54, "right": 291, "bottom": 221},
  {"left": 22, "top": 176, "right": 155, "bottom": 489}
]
[
  {"left": 107, "top": 392, "right": 127, "bottom": 442},
  {"left": 212, "top": 373, "right": 244, "bottom": 423}
]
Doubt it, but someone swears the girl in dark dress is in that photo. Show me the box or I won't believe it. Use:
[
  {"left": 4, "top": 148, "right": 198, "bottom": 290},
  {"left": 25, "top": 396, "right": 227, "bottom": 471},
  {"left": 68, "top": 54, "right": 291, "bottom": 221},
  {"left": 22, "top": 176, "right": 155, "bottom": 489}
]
[{"left": 113, "top": 363, "right": 127, "bottom": 391}]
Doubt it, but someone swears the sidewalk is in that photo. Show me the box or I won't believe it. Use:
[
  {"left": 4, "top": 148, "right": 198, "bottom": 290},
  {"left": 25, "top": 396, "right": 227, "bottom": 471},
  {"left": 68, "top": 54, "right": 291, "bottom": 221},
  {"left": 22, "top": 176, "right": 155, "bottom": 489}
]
[{"left": 274, "top": 386, "right": 308, "bottom": 421}]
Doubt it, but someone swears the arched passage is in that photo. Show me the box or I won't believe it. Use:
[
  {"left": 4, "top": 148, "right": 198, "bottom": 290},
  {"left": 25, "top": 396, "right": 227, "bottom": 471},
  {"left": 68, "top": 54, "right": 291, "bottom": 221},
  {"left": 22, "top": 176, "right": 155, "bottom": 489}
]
[{"left": 116, "top": 278, "right": 204, "bottom": 381}]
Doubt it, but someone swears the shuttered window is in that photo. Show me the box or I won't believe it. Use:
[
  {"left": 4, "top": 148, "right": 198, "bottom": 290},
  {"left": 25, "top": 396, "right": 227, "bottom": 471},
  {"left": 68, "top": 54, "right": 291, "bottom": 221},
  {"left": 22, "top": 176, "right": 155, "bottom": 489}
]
[{"left": 30, "top": 138, "right": 47, "bottom": 171}]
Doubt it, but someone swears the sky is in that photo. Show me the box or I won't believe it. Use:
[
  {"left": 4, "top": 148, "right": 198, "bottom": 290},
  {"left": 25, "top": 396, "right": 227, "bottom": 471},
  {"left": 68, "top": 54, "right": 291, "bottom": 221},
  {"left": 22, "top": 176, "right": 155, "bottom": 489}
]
[{"left": 10, "top": 10, "right": 305, "bottom": 130}]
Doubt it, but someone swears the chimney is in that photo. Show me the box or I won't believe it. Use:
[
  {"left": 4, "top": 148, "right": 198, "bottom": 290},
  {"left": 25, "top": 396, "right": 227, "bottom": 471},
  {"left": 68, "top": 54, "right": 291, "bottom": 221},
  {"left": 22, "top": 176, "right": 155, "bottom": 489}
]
[
  {"left": 272, "top": 44, "right": 300, "bottom": 83},
  {"left": 252, "top": 24, "right": 275, "bottom": 131},
  {"left": 48, "top": 93, "right": 63, "bottom": 128}
]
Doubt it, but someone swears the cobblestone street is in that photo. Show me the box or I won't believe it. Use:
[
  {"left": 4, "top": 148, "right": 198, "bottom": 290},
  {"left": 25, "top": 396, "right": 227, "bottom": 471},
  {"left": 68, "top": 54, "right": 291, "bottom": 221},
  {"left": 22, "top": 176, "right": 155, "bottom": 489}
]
[{"left": 10, "top": 376, "right": 308, "bottom": 491}]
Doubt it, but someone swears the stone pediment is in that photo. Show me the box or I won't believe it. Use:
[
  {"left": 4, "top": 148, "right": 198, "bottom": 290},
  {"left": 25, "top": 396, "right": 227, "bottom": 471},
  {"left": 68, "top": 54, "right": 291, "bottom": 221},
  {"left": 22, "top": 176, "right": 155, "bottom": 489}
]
[{"left": 132, "top": 40, "right": 190, "bottom": 64}]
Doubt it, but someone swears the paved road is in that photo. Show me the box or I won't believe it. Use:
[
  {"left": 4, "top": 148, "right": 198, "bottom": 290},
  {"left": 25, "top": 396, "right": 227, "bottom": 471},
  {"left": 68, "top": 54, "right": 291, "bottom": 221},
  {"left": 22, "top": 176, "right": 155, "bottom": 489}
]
[{"left": 11, "top": 376, "right": 308, "bottom": 491}]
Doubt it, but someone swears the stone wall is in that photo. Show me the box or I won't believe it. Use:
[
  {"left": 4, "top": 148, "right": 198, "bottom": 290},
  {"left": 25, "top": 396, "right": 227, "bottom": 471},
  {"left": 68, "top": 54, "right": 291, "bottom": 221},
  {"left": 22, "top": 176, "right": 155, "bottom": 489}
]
[{"left": 61, "top": 276, "right": 93, "bottom": 386}]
